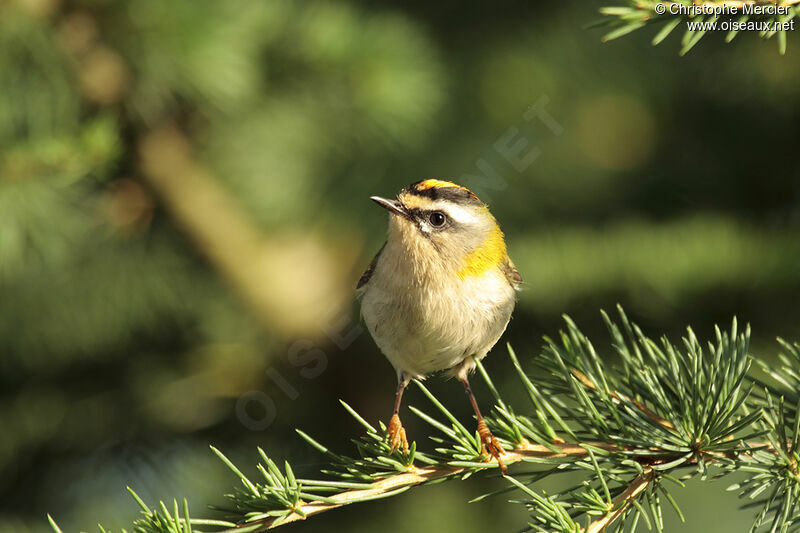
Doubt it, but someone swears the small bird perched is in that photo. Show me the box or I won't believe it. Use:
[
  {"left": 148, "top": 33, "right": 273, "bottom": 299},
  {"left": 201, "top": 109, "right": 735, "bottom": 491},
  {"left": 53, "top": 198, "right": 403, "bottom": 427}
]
[{"left": 358, "top": 179, "right": 521, "bottom": 473}]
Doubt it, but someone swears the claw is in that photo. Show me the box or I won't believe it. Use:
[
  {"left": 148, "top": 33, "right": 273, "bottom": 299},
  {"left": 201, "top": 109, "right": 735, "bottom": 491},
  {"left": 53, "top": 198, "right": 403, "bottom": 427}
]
[
  {"left": 477, "top": 419, "right": 507, "bottom": 474},
  {"left": 387, "top": 413, "right": 409, "bottom": 454}
]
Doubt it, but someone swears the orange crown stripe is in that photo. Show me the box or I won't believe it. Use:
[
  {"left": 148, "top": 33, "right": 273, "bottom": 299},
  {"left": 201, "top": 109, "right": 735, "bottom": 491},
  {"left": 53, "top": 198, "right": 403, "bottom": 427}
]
[{"left": 415, "top": 179, "right": 468, "bottom": 191}]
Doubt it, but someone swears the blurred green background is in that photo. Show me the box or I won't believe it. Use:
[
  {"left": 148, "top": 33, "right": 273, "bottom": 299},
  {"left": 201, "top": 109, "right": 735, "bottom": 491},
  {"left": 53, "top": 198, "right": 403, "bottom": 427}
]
[{"left": 2, "top": 0, "right": 800, "bottom": 531}]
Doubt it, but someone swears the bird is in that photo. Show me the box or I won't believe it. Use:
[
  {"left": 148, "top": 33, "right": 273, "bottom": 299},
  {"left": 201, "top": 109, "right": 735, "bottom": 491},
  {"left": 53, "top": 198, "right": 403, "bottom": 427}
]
[{"left": 357, "top": 179, "right": 522, "bottom": 473}]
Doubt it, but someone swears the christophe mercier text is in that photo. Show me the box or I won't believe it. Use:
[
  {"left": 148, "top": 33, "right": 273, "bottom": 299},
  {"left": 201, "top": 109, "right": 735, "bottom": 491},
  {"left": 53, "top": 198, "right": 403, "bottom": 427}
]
[{"left": 668, "top": 3, "right": 791, "bottom": 16}]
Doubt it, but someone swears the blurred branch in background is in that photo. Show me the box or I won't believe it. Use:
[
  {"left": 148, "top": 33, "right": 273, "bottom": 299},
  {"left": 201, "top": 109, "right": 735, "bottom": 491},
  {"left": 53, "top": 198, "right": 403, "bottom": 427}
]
[
  {"left": 139, "top": 125, "right": 348, "bottom": 337},
  {"left": 515, "top": 215, "right": 800, "bottom": 313}
]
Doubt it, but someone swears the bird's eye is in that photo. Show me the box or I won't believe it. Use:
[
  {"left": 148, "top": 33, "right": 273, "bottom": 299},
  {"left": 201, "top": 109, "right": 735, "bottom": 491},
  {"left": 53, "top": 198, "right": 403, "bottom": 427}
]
[{"left": 428, "top": 212, "right": 446, "bottom": 227}]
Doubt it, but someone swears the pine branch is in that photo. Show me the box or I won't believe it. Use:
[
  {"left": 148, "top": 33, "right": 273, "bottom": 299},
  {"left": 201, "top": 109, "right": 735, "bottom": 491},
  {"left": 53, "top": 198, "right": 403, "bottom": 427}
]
[
  {"left": 597, "top": 1, "right": 799, "bottom": 54},
  {"left": 48, "top": 307, "right": 800, "bottom": 533},
  {"left": 224, "top": 441, "right": 611, "bottom": 532}
]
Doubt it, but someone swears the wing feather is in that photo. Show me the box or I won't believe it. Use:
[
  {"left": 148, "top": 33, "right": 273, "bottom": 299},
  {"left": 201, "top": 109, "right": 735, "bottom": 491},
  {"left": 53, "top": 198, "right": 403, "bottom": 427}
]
[
  {"left": 356, "top": 242, "right": 386, "bottom": 290},
  {"left": 501, "top": 256, "right": 523, "bottom": 289}
]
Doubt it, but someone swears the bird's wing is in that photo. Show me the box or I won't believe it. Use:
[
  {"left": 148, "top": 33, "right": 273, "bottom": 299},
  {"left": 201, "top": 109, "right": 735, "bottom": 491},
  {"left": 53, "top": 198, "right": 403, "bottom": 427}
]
[
  {"left": 501, "top": 256, "right": 523, "bottom": 289},
  {"left": 356, "top": 242, "right": 386, "bottom": 290}
]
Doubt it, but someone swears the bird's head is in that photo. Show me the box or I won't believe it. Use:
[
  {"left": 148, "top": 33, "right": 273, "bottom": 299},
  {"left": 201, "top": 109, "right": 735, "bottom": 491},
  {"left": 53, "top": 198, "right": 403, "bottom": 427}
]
[{"left": 370, "top": 179, "right": 508, "bottom": 279}]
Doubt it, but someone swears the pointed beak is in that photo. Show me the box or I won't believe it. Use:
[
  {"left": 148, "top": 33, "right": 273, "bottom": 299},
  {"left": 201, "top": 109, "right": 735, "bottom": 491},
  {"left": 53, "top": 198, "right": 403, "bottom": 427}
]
[{"left": 370, "top": 196, "right": 408, "bottom": 219}]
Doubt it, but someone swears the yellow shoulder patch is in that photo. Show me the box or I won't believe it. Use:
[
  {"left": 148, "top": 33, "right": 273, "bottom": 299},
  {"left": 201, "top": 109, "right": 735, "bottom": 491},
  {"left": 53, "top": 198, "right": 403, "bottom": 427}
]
[{"left": 457, "top": 224, "right": 508, "bottom": 279}]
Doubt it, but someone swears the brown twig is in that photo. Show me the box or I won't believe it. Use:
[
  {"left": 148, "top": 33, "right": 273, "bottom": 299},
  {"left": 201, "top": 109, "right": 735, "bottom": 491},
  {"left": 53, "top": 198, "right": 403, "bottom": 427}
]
[
  {"left": 225, "top": 441, "right": 617, "bottom": 532},
  {"left": 584, "top": 469, "right": 656, "bottom": 533}
]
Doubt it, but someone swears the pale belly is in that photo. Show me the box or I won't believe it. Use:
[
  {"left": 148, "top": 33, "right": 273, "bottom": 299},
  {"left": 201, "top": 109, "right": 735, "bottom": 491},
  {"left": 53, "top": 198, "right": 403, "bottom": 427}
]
[{"left": 361, "top": 269, "right": 516, "bottom": 379}]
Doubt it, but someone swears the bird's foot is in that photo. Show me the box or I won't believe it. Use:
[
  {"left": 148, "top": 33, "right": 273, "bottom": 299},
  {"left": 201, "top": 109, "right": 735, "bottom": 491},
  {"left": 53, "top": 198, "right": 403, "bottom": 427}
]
[
  {"left": 387, "top": 413, "right": 409, "bottom": 454},
  {"left": 477, "top": 419, "right": 507, "bottom": 474}
]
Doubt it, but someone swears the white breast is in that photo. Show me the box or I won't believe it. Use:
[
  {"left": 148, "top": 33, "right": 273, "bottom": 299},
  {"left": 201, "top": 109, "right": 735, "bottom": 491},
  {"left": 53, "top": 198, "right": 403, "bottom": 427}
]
[{"left": 360, "top": 244, "right": 516, "bottom": 380}]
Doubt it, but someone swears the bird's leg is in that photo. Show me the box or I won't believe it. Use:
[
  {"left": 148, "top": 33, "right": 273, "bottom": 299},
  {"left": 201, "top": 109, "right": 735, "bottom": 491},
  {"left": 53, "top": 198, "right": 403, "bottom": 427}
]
[
  {"left": 460, "top": 376, "right": 507, "bottom": 474},
  {"left": 387, "top": 374, "right": 409, "bottom": 454}
]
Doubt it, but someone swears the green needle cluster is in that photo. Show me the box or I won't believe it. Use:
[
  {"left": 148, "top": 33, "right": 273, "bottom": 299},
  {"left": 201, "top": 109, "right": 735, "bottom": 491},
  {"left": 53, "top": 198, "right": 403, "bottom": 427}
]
[{"left": 49, "top": 307, "right": 800, "bottom": 533}]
